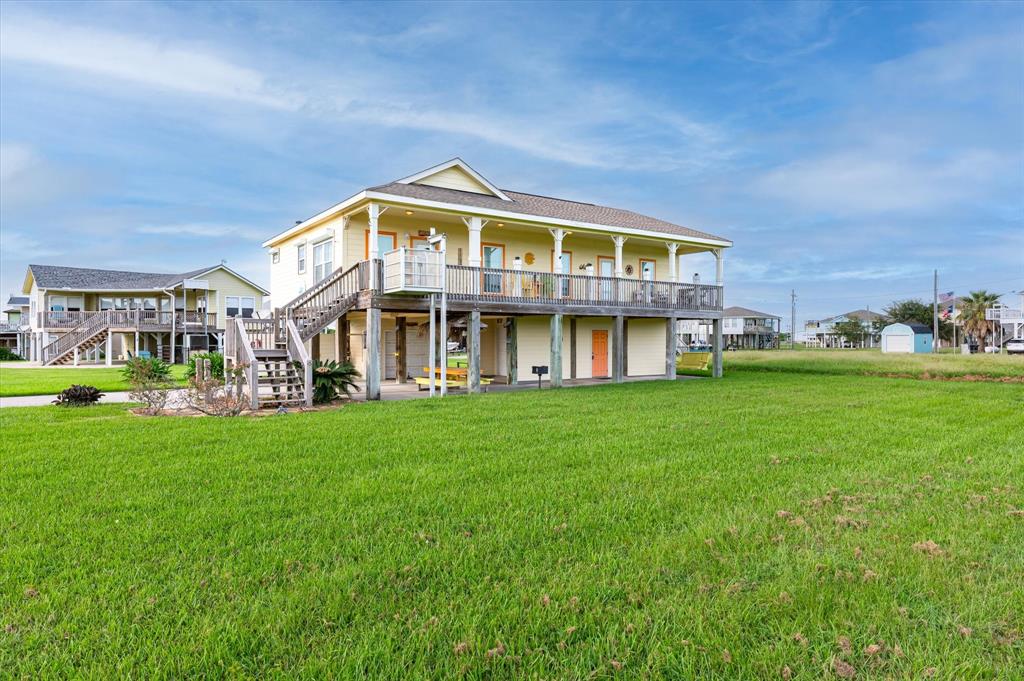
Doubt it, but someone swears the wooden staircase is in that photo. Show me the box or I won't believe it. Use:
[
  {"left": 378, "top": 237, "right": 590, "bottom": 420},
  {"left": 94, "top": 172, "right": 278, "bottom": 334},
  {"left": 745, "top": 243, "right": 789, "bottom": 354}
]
[
  {"left": 253, "top": 350, "right": 307, "bottom": 408},
  {"left": 283, "top": 261, "right": 368, "bottom": 342},
  {"left": 47, "top": 329, "right": 110, "bottom": 365},
  {"left": 40, "top": 311, "right": 133, "bottom": 365}
]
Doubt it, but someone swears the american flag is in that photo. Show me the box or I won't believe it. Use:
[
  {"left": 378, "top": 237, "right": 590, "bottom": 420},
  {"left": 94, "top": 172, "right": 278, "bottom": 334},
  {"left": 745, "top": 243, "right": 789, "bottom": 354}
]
[{"left": 938, "top": 292, "right": 955, "bottom": 319}]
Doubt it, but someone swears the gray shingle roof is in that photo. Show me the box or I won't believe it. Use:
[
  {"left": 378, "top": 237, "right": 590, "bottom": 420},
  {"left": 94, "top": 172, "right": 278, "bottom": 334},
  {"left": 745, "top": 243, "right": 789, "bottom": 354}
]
[
  {"left": 28, "top": 264, "right": 219, "bottom": 290},
  {"left": 723, "top": 305, "right": 780, "bottom": 319},
  {"left": 367, "top": 181, "right": 729, "bottom": 243},
  {"left": 6, "top": 295, "right": 29, "bottom": 306}
]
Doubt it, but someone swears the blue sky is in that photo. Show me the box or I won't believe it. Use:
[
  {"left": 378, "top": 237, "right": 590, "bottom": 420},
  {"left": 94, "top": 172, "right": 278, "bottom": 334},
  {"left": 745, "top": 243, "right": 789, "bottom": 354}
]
[{"left": 1, "top": 0, "right": 1021, "bottom": 328}]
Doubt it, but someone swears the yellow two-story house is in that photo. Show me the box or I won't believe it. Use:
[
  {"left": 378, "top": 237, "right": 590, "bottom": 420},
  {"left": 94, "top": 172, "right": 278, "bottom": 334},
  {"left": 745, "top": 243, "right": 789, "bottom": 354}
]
[
  {"left": 241, "top": 159, "right": 731, "bottom": 406},
  {"left": 22, "top": 263, "right": 268, "bottom": 365}
]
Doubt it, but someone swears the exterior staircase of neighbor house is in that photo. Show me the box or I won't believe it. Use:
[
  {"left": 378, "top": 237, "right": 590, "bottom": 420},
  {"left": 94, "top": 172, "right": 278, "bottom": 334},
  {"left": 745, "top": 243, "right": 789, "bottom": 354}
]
[{"left": 40, "top": 310, "right": 131, "bottom": 365}]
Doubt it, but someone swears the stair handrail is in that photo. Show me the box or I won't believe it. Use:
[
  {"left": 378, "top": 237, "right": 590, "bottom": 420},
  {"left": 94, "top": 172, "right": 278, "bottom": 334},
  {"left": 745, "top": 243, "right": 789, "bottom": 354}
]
[
  {"left": 286, "top": 318, "right": 313, "bottom": 407},
  {"left": 41, "top": 310, "right": 113, "bottom": 364},
  {"left": 280, "top": 261, "right": 364, "bottom": 314},
  {"left": 232, "top": 317, "right": 260, "bottom": 410}
]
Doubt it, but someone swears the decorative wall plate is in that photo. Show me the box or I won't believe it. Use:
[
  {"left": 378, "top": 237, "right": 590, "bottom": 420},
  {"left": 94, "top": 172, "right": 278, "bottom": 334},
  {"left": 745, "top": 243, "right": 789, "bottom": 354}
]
[
  {"left": 524, "top": 252, "right": 535, "bottom": 265},
  {"left": 625, "top": 264, "right": 634, "bottom": 275}
]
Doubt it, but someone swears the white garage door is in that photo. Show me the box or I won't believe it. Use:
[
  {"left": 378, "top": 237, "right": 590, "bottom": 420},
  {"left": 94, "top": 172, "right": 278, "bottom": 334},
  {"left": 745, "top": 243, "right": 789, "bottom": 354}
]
[{"left": 885, "top": 334, "right": 912, "bottom": 353}]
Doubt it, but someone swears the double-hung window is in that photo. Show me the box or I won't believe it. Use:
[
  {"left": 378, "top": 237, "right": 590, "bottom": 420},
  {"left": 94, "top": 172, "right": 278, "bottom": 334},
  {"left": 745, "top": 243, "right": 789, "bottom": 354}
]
[
  {"left": 313, "top": 240, "right": 333, "bottom": 283},
  {"left": 297, "top": 244, "right": 307, "bottom": 274},
  {"left": 226, "top": 296, "right": 240, "bottom": 318}
]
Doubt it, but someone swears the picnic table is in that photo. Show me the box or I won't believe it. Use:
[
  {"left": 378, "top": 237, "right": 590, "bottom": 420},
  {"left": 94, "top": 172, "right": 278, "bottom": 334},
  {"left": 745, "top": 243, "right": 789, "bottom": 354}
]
[{"left": 414, "top": 366, "right": 493, "bottom": 390}]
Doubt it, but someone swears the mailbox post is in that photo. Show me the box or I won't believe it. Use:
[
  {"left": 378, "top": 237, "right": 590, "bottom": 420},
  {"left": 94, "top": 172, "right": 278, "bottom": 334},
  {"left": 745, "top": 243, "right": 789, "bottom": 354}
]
[{"left": 531, "top": 365, "right": 548, "bottom": 390}]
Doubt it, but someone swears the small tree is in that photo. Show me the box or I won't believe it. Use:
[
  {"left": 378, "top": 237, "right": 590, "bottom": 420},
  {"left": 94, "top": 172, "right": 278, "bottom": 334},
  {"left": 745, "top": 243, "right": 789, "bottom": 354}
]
[
  {"left": 183, "top": 361, "right": 250, "bottom": 416},
  {"left": 833, "top": 319, "right": 868, "bottom": 347},
  {"left": 122, "top": 357, "right": 174, "bottom": 415}
]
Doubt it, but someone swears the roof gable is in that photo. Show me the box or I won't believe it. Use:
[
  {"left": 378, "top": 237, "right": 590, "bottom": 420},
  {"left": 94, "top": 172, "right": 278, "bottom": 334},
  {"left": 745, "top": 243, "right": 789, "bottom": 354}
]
[
  {"left": 23, "top": 263, "right": 268, "bottom": 295},
  {"left": 396, "top": 158, "right": 510, "bottom": 200}
]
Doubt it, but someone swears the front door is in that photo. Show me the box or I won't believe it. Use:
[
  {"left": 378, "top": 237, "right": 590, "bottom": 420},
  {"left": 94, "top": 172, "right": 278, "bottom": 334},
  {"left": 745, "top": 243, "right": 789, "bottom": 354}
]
[
  {"left": 598, "top": 256, "right": 615, "bottom": 301},
  {"left": 592, "top": 330, "right": 609, "bottom": 377}
]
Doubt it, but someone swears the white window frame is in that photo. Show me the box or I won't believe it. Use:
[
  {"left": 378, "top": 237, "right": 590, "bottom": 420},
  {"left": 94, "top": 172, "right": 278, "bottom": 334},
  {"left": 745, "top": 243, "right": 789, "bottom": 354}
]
[
  {"left": 313, "top": 240, "right": 333, "bottom": 283},
  {"left": 297, "top": 243, "right": 307, "bottom": 274},
  {"left": 226, "top": 296, "right": 240, "bottom": 318},
  {"left": 240, "top": 296, "right": 255, "bottom": 318}
]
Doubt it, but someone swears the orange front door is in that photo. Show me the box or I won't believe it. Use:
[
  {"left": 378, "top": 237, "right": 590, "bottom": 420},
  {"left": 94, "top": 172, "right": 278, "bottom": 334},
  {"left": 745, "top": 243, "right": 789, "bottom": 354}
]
[{"left": 592, "top": 330, "right": 609, "bottom": 377}]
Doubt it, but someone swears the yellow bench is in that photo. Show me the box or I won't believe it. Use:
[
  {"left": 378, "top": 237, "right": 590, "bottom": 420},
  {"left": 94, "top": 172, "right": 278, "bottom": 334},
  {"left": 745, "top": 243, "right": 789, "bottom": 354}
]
[{"left": 677, "top": 352, "right": 711, "bottom": 371}]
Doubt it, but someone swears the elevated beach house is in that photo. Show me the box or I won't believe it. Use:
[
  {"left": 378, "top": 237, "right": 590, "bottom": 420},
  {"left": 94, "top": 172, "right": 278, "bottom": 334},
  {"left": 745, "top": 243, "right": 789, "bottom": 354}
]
[
  {"left": 1, "top": 295, "right": 31, "bottom": 356},
  {"left": 237, "top": 159, "right": 732, "bottom": 407},
  {"left": 22, "top": 264, "right": 268, "bottom": 365},
  {"left": 678, "top": 305, "right": 781, "bottom": 350}
]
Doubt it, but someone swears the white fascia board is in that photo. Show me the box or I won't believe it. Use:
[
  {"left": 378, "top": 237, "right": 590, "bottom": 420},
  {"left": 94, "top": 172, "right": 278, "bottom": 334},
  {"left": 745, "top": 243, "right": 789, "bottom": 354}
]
[
  {"left": 395, "top": 158, "right": 512, "bottom": 202},
  {"left": 261, "top": 190, "right": 368, "bottom": 248},
  {"left": 362, "top": 191, "right": 733, "bottom": 249}
]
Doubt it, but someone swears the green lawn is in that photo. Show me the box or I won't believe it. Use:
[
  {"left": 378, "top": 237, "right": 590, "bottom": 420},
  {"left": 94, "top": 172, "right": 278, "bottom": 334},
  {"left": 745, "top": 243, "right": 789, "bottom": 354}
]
[
  {"left": 2, "top": 371, "right": 1021, "bottom": 677},
  {"left": 0, "top": 365, "right": 189, "bottom": 397},
  {"left": 679, "top": 349, "right": 1024, "bottom": 380}
]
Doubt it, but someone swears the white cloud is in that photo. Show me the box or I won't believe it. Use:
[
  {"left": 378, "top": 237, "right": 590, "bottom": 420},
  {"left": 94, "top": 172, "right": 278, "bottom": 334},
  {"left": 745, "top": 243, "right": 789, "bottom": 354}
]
[
  {"left": 0, "top": 16, "right": 298, "bottom": 110},
  {"left": 137, "top": 223, "right": 266, "bottom": 240},
  {"left": 752, "top": 148, "right": 1010, "bottom": 214},
  {"left": 0, "top": 14, "right": 732, "bottom": 173}
]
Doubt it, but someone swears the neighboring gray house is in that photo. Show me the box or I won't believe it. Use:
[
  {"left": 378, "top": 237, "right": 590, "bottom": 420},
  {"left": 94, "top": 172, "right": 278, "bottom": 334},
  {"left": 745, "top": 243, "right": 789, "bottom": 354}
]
[
  {"left": 678, "top": 305, "right": 781, "bottom": 350},
  {"left": 804, "top": 309, "right": 885, "bottom": 349},
  {"left": 1, "top": 295, "right": 30, "bottom": 356}
]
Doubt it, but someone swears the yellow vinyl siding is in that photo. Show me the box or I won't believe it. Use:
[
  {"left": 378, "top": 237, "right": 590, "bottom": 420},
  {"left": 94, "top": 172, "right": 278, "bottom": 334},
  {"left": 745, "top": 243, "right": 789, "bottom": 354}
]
[
  {"left": 626, "top": 318, "right": 666, "bottom": 376},
  {"left": 411, "top": 166, "right": 496, "bottom": 196}
]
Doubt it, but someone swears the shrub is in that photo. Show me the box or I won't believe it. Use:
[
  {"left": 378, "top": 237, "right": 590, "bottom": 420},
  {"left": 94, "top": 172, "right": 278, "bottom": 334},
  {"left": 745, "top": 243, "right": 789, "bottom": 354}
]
[
  {"left": 0, "top": 347, "right": 23, "bottom": 361},
  {"left": 121, "top": 357, "right": 172, "bottom": 384},
  {"left": 122, "top": 357, "right": 174, "bottom": 415},
  {"left": 183, "top": 364, "right": 250, "bottom": 416},
  {"left": 186, "top": 352, "right": 224, "bottom": 380},
  {"left": 299, "top": 359, "right": 361, "bottom": 404},
  {"left": 53, "top": 385, "right": 104, "bottom": 407}
]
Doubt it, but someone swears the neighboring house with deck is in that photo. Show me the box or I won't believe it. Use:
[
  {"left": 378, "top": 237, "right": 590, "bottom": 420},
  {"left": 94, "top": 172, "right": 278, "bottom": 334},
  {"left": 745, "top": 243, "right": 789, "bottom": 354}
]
[
  {"left": 1, "top": 295, "right": 30, "bottom": 356},
  {"left": 21, "top": 264, "right": 268, "bottom": 365},
  {"left": 804, "top": 309, "right": 884, "bottom": 349},
  {"left": 678, "top": 306, "right": 781, "bottom": 350},
  {"left": 232, "top": 158, "right": 732, "bottom": 407}
]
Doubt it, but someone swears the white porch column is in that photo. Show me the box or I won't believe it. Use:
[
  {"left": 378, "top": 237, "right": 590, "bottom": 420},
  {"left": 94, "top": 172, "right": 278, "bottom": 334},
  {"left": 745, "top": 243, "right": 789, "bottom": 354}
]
[
  {"left": 73, "top": 347, "right": 79, "bottom": 366},
  {"left": 368, "top": 204, "right": 381, "bottom": 260},
  {"left": 666, "top": 243, "right": 679, "bottom": 282},
  {"left": 105, "top": 332, "right": 113, "bottom": 366},
  {"left": 550, "top": 228, "right": 569, "bottom": 273},
  {"left": 467, "top": 216, "right": 483, "bottom": 267},
  {"left": 612, "top": 236, "right": 627, "bottom": 278},
  {"left": 714, "top": 248, "right": 724, "bottom": 287}
]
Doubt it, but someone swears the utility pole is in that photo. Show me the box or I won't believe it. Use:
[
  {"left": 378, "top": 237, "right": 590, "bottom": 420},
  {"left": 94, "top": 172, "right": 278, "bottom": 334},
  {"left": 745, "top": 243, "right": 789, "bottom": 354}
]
[
  {"left": 932, "top": 269, "right": 939, "bottom": 353},
  {"left": 790, "top": 289, "right": 797, "bottom": 350}
]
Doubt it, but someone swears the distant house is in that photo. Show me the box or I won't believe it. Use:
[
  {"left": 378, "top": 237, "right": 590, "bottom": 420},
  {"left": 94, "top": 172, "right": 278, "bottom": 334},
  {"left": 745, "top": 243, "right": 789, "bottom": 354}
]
[
  {"left": 880, "top": 322, "right": 933, "bottom": 354},
  {"left": 678, "top": 306, "right": 781, "bottom": 349},
  {"left": 804, "top": 309, "right": 885, "bottom": 349},
  {"left": 986, "top": 292, "right": 1023, "bottom": 347},
  {"left": 1, "top": 295, "right": 30, "bottom": 356},
  {"left": 21, "top": 264, "right": 269, "bottom": 365}
]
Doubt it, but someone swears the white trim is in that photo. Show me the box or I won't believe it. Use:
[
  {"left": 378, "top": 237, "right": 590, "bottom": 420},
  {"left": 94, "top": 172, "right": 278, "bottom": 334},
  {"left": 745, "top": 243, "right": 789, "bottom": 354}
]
[
  {"left": 262, "top": 190, "right": 732, "bottom": 250},
  {"left": 395, "top": 158, "right": 511, "bottom": 201}
]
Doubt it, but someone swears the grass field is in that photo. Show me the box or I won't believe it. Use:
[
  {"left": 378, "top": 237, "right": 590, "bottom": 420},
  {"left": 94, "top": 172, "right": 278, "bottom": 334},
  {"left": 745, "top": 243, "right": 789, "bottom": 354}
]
[
  {"left": 678, "top": 349, "right": 1024, "bottom": 380},
  {"left": 2, "top": 368, "right": 1022, "bottom": 678},
  {"left": 0, "top": 365, "right": 189, "bottom": 397}
]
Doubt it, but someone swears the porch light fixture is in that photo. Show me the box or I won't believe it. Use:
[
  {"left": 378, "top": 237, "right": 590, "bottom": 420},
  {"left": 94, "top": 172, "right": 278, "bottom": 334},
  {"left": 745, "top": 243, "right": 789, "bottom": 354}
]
[
  {"left": 405, "top": 210, "right": 414, "bottom": 216},
  {"left": 497, "top": 222, "right": 505, "bottom": 227}
]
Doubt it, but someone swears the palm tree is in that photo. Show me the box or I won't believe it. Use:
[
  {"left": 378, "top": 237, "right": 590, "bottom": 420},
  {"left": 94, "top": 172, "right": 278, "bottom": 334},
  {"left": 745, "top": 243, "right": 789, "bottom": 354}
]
[{"left": 958, "top": 290, "right": 1000, "bottom": 346}]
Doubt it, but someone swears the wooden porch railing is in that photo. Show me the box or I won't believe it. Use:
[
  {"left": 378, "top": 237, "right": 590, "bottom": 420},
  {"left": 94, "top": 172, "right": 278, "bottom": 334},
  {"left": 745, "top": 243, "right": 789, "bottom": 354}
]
[
  {"left": 443, "top": 265, "right": 722, "bottom": 312},
  {"left": 39, "top": 310, "right": 217, "bottom": 328}
]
